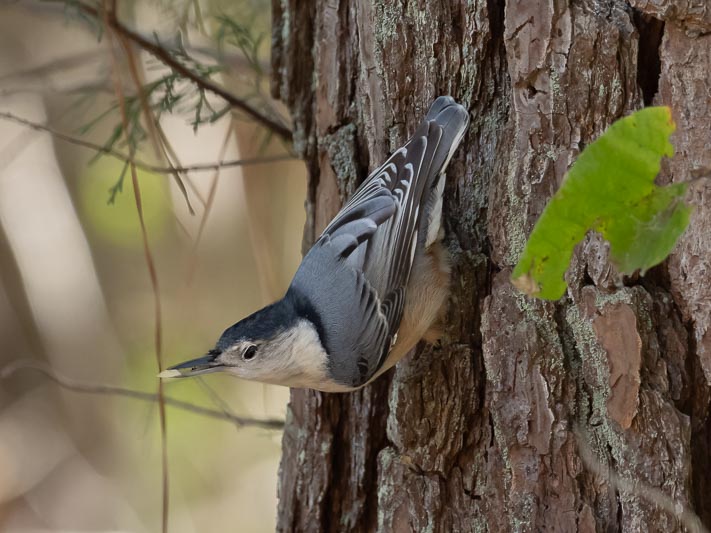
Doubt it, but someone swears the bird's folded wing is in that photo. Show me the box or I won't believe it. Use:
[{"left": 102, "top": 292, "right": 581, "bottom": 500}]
[{"left": 296, "top": 97, "right": 468, "bottom": 386}]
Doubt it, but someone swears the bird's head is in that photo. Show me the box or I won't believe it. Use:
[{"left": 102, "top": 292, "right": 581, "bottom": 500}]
[{"left": 158, "top": 299, "right": 329, "bottom": 388}]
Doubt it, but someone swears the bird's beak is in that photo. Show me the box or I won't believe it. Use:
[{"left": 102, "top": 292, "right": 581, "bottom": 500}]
[{"left": 158, "top": 351, "right": 223, "bottom": 378}]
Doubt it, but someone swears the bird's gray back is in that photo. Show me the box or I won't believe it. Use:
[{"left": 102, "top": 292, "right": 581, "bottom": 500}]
[{"left": 289, "top": 97, "right": 469, "bottom": 388}]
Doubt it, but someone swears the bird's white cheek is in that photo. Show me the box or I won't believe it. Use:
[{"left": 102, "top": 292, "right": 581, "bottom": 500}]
[
  {"left": 221, "top": 365, "right": 246, "bottom": 378},
  {"left": 221, "top": 363, "right": 265, "bottom": 381},
  {"left": 219, "top": 358, "right": 278, "bottom": 382}
]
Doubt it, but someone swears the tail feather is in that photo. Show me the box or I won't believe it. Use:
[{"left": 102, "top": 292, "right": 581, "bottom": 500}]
[
  {"left": 419, "top": 97, "right": 469, "bottom": 247},
  {"left": 426, "top": 97, "right": 470, "bottom": 176}
]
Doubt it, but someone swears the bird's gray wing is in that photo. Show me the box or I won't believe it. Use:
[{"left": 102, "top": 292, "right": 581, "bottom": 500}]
[
  {"left": 316, "top": 149, "right": 405, "bottom": 266},
  {"left": 288, "top": 235, "right": 392, "bottom": 387},
  {"left": 290, "top": 136, "right": 439, "bottom": 387},
  {"left": 291, "top": 97, "right": 469, "bottom": 387}
]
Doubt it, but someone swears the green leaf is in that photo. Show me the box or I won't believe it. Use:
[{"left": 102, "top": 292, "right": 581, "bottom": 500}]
[{"left": 511, "top": 106, "right": 692, "bottom": 300}]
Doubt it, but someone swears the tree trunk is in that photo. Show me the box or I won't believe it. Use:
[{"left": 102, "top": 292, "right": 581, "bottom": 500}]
[{"left": 271, "top": 1, "right": 711, "bottom": 531}]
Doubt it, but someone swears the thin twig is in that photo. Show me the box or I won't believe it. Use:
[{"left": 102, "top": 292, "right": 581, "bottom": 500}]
[
  {"left": 0, "top": 111, "right": 296, "bottom": 174},
  {"left": 104, "top": 5, "right": 169, "bottom": 530},
  {"left": 1, "top": 360, "right": 284, "bottom": 430},
  {"left": 186, "top": 126, "right": 232, "bottom": 282},
  {"left": 151, "top": 117, "right": 208, "bottom": 210},
  {"left": 52, "top": 0, "right": 292, "bottom": 142},
  {"left": 116, "top": 31, "right": 195, "bottom": 214},
  {"left": 575, "top": 426, "right": 708, "bottom": 533},
  {"left": 148, "top": 121, "right": 211, "bottom": 242},
  {"left": 112, "top": 20, "right": 292, "bottom": 142},
  {"left": 0, "top": 87, "right": 87, "bottom": 172},
  {"left": 195, "top": 377, "right": 255, "bottom": 433}
]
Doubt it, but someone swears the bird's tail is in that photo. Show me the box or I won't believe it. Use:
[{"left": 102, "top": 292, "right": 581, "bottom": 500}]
[
  {"left": 418, "top": 96, "right": 469, "bottom": 247},
  {"left": 425, "top": 96, "right": 470, "bottom": 162}
]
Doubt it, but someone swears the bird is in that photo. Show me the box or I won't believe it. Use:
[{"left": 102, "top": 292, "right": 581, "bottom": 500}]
[{"left": 159, "top": 97, "right": 469, "bottom": 392}]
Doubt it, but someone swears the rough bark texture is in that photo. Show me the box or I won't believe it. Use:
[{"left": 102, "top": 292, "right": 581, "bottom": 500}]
[{"left": 271, "top": 1, "right": 711, "bottom": 531}]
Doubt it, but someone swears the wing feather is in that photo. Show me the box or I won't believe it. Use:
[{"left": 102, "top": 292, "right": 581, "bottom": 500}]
[{"left": 291, "top": 97, "right": 469, "bottom": 387}]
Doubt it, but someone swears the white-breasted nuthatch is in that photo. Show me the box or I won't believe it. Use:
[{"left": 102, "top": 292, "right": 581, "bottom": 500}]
[{"left": 159, "top": 97, "right": 469, "bottom": 392}]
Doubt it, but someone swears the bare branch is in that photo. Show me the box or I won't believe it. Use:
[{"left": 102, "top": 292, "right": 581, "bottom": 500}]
[
  {"left": 1, "top": 360, "right": 284, "bottom": 430},
  {"left": 113, "top": 22, "right": 293, "bottom": 142},
  {"left": 115, "top": 29, "right": 195, "bottom": 214},
  {"left": 0, "top": 111, "right": 296, "bottom": 174},
  {"left": 44, "top": 0, "right": 292, "bottom": 142}
]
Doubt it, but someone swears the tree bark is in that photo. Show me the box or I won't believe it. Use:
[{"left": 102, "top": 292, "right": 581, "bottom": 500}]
[{"left": 271, "top": 1, "right": 711, "bottom": 531}]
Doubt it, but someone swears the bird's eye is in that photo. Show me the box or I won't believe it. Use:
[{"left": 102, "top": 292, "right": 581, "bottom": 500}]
[{"left": 243, "top": 345, "right": 258, "bottom": 361}]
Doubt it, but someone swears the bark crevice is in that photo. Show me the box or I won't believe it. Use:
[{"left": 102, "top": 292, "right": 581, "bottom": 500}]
[{"left": 633, "top": 10, "right": 665, "bottom": 105}]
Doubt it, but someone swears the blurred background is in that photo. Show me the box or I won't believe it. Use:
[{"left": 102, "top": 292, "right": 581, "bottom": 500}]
[{"left": 0, "top": 1, "right": 305, "bottom": 531}]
